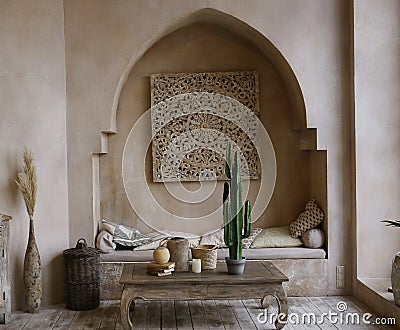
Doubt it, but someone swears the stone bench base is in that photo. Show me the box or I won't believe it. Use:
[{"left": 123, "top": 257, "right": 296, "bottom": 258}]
[{"left": 100, "top": 258, "right": 328, "bottom": 299}]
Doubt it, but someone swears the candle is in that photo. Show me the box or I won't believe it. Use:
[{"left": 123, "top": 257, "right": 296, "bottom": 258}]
[{"left": 192, "top": 258, "right": 201, "bottom": 273}]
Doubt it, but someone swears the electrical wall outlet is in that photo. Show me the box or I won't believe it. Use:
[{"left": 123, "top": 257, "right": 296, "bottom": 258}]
[{"left": 336, "top": 265, "right": 345, "bottom": 289}]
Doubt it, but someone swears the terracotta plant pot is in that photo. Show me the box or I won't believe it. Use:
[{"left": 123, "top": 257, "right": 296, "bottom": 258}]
[
  {"left": 225, "top": 257, "right": 246, "bottom": 275},
  {"left": 392, "top": 252, "right": 400, "bottom": 306}
]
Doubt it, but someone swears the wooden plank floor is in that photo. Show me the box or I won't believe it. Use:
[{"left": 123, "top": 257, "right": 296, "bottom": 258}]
[{"left": 0, "top": 296, "right": 395, "bottom": 329}]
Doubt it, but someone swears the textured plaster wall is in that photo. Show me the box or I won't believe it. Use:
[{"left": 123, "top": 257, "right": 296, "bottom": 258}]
[
  {"left": 3, "top": 0, "right": 398, "bottom": 309},
  {"left": 0, "top": 0, "right": 69, "bottom": 309},
  {"left": 65, "top": 0, "right": 350, "bottom": 294},
  {"left": 100, "top": 22, "right": 314, "bottom": 235},
  {"left": 0, "top": 0, "right": 400, "bottom": 308},
  {"left": 355, "top": 0, "right": 400, "bottom": 279}
]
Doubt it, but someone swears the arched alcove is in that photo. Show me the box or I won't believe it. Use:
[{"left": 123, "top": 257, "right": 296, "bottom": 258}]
[
  {"left": 96, "top": 8, "right": 327, "bottom": 240},
  {"left": 107, "top": 8, "right": 307, "bottom": 133}
]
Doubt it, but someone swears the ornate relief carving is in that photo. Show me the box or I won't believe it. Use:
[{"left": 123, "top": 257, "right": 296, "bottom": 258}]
[
  {"left": 151, "top": 91, "right": 260, "bottom": 182},
  {"left": 151, "top": 71, "right": 259, "bottom": 115}
]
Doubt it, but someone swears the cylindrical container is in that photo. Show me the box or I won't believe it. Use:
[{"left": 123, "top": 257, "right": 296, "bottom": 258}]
[
  {"left": 191, "top": 245, "right": 218, "bottom": 270},
  {"left": 63, "top": 238, "right": 100, "bottom": 310},
  {"left": 192, "top": 259, "right": 201, "bottom": 273},
  {"left": 166, "top": 237, "right": 189, "bottom": 271}
]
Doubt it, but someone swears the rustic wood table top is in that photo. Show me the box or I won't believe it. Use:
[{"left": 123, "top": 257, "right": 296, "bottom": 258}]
[
  {"left": 119, "top": 261, "right": 289, "bottom": 329},
  {"left": 120, "top": 261, "right": 288, "bottom": 285}
]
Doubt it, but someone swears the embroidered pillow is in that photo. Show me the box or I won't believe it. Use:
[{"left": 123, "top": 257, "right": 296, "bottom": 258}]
[
  {"left": 102, "top": 219, "right": 151, "bottom": 247},
  {"left": 289, "top": 199, "right": 324, "bottom": 238},
  {"left": 242, "top": 228, "right": 263, "bottom": 249},
  {"left": 250, "top": 226, "right": 303, "bottom": 248}
]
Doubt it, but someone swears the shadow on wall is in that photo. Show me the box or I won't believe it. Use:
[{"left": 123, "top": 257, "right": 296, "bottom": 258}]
[{"left": 48, "top": 254, "right": 65, "bottom": 304}]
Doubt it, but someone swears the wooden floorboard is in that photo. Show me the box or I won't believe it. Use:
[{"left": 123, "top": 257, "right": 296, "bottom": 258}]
[
  {"left": 145, "top": 301, "right": 161, "bottom": 330},
  {"left": 174, "top": 300, "right": 192, "bottom": 330},
  {"left": 53, "top": 308, "right": 77, "bottom": 329},
  {"left": 243, "top": 298, "right": 275, "bottom": 330},
  {"left": 131, "top": 300, "right": 147, "bottom": 329},
  {"left": 161, "top": 301, "right": 176, "bottom": 329},
  {"left": 214, "top": 300, "right": 241, "bottom": 330},
  {"left": 2, "top": 311, "right": 32, "bottom": 330},
  {"left": 188, "top": 300, "right": 208, "bottom": 329},
  {"left": 0, "top": 296, "right": 394, "bottom": 330},
  {"left": 201, "top": 300, "right": 224, "bottom": 329},
  {"left": 228, "top": 300, "right": 257, "bottom": 330}
]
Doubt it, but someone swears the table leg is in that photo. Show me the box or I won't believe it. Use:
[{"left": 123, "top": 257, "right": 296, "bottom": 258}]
[
  {"left": 261, "top": 285, "right": 288, "bottom": 330},
  {"left": 120, "top": 289, "right": 135, "bottom": 330}
]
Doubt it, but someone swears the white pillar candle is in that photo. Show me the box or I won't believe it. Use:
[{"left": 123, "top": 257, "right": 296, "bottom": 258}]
[{"left": 192, "top": 258, "right": 201, "bottom": 273}]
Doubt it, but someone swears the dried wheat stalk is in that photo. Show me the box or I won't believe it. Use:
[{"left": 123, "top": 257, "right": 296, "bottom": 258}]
[{"left": 16, "top": 147, "right": 37, "bottom": 221}]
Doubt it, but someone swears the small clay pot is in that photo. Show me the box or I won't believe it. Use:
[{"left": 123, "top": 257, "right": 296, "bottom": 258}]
[
  {"left": 153, "top": 246, "right": 170, "bottom": 264},
  {"left": 225, "top": 257, "right": 246, "bottom": 275}
]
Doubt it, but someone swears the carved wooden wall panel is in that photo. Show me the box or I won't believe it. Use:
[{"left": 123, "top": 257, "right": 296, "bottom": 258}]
[{"left": 150, "top": 72, "right": 260, "bottom": 182}]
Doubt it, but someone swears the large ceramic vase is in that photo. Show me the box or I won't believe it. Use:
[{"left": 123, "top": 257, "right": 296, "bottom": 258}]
[
  {"left": 167, "top": 237, "right": 189, "bottom": 271},
  {"left": 24, "top": 220, "right": 42, "bottom": 313},
  {"left": 392, "top": 252, "right": 400, "bottom": 306}
]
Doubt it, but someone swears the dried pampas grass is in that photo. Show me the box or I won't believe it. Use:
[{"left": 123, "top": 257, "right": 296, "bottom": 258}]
[{"left": 16, "top": 147, "right": 37, "bottom": 221}]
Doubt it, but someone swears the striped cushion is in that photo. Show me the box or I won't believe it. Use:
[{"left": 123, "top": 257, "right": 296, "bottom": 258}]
[{"left": 102, "top": 219, "right": 151, "bottom": 247}]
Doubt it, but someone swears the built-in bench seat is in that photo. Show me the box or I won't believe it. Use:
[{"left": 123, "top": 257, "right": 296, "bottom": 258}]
[
  {"left": 99, "top": 247, "right": 328, "bottom": 299},
  {"left": 100, "top": 247, "right": 326, "bottom": 262}
]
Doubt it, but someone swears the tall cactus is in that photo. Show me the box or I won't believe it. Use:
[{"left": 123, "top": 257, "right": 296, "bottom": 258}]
[{"left": 223, "top": 142, "right": 251, "bottom": 260}]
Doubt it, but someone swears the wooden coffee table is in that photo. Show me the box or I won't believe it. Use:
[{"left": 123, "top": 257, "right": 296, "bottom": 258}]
[{"left": 119, "top": 261, "right": 289, "bottom": 329}]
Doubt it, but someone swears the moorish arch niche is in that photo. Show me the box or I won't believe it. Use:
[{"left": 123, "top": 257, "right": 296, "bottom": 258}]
[{"left": 98, "top": 8, "right": 327, "bottom": 238}]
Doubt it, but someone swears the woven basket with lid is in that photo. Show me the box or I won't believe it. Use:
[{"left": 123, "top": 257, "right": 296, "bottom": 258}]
[
  {"left": 191, "top": 244, "right": 218, "bottom": 269},
  {"left": 63, "top": 238, "right": 100, "bottom": 310}
]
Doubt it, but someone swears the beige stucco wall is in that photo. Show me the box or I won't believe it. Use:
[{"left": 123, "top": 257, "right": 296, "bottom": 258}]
[
  {"left": 65, "top": 0, "right": 351, "bottom": 295},
  {"left": 0, "top": 0, "right": 358, "bottom": 308},
  {"left": 0, "top": 0, "right": 69, "bottom": 309},
  {"left": 100, "top": 22, "right": 316, "bottom": 235},
  {"left": 3, "top": 0, "right": 400, "bottom": 311},
  {"left": 355, "top": 0, "right": 400, "bottom": 279}
]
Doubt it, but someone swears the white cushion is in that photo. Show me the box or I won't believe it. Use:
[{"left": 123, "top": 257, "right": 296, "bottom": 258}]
[
  {"left": 96, "top": 230, "right": 116, "bottom": 253},
  {"left": 242, "top": 228, "right": 263, "bottom": 249},
  {"left": 301, "top": 228, "right": 325, "bottom": 248},
  {"left": 200, "top": 227, "right": 262, "bottom": 249},
  {"left": 251, "top": 226, "right": 303, "bottom": 248},
  {"left": 199, "top": 228, "right": 227, "bottom": 247}
]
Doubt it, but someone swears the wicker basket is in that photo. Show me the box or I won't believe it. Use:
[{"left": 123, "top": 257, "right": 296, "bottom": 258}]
[
  {"left": 191, "top": 245, "right": 218, "bottom": 270},
  {"left": 63, "top": 238, "right": 100, "bottom": 311}
]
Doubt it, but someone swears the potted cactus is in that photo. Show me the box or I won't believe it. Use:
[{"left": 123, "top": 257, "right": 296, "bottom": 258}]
[
  {"left": 382, "top": 219, "right": 400, "bottom": 305},
  {"left": 223, "top": 142, "right": 251, "bottom": 275}
]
